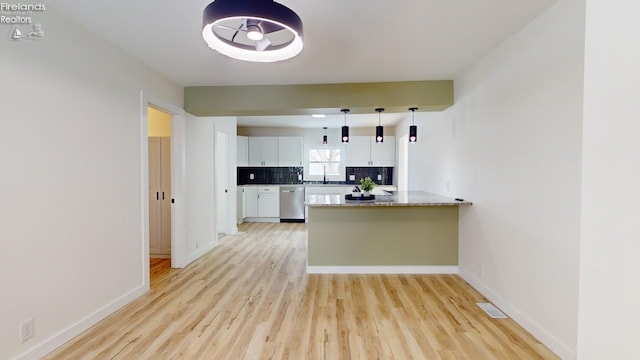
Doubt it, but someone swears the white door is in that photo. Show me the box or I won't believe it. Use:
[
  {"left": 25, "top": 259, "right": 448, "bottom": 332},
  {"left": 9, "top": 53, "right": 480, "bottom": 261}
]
[
  {"left": 216, "top": 131, "right": 229, "bottom": 235},
  {"left": 148, "top": 137, "right": 161, "bottom": 255}
]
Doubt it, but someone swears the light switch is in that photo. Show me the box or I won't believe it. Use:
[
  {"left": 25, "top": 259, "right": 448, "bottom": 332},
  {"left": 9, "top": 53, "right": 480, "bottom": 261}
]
[
  {"left": 349, "top": 175, "right": 355, "bottom": 181},
  {"left": 377, "top": 174, "right": 382, "bottom": 181},
  {"left": 249, "top": 173, "right": 255, "bottom": 180}
]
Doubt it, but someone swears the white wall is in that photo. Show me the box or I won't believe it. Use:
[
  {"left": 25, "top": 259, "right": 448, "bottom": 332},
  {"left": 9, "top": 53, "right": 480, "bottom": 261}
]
[
  {"left": 577, "top": 0, "right": 640, "bottom": 358},
  {"left": 203, "top": 116, "right": 238, "bottom": 235},
  {"left": 395, "top": 112, "right": 457, "bottom": 195},
  {"left": 0, "top": 8, "right": 182, "bottom": 360},
  {"left": 407, "top": 0, "right": 585, "bottom": 358},
  {"left": 185, "top": 115, "right": 217, "bottom": 256}
]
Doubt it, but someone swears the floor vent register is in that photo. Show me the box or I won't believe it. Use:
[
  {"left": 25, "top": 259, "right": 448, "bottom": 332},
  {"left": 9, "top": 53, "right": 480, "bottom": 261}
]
[{"left": 477, "top": 302, "right": 508, "bottom": 318}]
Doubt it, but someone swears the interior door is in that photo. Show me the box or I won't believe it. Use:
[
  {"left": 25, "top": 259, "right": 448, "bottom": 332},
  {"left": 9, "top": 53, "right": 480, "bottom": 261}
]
[
  {"left": 215, "top": 131, "right": 229, "bottom": 235},
  {"left": 148, "top": 137, "right": 161, "bottom": 254}
]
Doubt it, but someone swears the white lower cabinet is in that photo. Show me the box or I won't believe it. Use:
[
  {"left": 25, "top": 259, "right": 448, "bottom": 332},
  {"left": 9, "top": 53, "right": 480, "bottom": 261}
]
[
  {"left": 242, "top": 186, "right": 279, "bottom": 220},
  {"left": 258, "top": 186, "right": 280, "bottom": 217},
  {"left": 244, "top": 186, "right": 258, "bottom": 217}
]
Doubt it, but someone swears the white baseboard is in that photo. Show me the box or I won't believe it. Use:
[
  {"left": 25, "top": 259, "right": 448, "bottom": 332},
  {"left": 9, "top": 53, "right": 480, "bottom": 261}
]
[
  {"left": 12, "top": 285, "right": 147, "bottom": 360},
  {"left": 243, "top": 217, "right": 280, "bottom": 223},
  {"left": 184, "top": 241, "right": 218, "bottom": 267},
  {"left": 306, "top": 265, "right": 458, "bottom": 274},
  {"left": 459, "top": 269, "right": 576, "bottom": 360}
]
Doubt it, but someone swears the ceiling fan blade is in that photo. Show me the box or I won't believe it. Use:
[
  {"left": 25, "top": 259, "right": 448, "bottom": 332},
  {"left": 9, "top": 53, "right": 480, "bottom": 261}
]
[
  {"left": 255, "top": 37, "right": 271, "bottom": 51},
  {"left": 214, "top": 24, "right": 247, "bottom": 32}
]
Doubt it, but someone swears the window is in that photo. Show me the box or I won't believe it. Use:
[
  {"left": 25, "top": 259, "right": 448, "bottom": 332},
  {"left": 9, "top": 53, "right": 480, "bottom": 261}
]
[{"left": 305, "top": 146, "right": 344, "bottom": 180}]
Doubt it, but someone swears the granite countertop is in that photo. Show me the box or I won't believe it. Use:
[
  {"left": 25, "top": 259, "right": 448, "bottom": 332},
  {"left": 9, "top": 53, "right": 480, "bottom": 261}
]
[
  {"left": 241, "top": 183, "right": 398, "bottom": 188},
  {"left": 306, "top": 191, "right": 472, "bottom": 207}
]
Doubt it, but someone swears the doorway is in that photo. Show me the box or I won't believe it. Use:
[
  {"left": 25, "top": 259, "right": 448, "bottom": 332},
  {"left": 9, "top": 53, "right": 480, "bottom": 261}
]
[{"left": 148, "top": 106, "right": 172, "bottom": 283}]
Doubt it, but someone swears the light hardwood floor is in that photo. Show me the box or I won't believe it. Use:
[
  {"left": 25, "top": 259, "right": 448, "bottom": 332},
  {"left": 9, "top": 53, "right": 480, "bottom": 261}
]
[{"left": 45, "top": 222, "right": 558, "bottom": 359}]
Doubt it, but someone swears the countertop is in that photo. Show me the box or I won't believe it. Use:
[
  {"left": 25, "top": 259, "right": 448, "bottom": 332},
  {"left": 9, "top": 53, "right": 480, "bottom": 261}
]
[{"left": 306, "top": 191, "right": 472, "bottom": 207}]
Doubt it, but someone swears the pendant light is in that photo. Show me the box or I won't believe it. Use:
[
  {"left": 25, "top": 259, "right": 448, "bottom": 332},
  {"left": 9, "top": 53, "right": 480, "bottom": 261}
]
[
  {"left": 375, "top": 108, "right": 384, "bottom": 143},
  {"left": 322, "top": 127, "right": 328, "bottom": 144},
  {"left": 409, "top": 107, "right": 418, "bottom": 143},
  {"left": 202, "top": 0, "right": 303, "bottom": 62},
  {"left": 341, "top": 109, "right": 350, "bottom": 143}
]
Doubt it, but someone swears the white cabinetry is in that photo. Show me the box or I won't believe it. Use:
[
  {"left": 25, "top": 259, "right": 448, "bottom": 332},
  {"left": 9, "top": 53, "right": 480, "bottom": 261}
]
[
  {"left": 244, "top": 186, "right": 258, "bottom": 217},
  {"left": 278, "top": 136, "right": 303, "bottom": 166},
  {"left": 148, "top": 137, "right": 171, "bottom": 256},
  {"left": 345, "top": 136, "right": 395, "bottom": 166},
  {"left": 241, "top": 186, "right": 279, "bottom": 220},
  {"left": 237, "top": 135, "right": 248, "bottom": 166},
  {"left": 248, "top": 137, "right": 278, "bottom": 166},
  {"left": 344, "top": 136, "right": 370, "bottom": 166},
  {"left": 257, "top": 186, "right": 280, "bottom": 217}
]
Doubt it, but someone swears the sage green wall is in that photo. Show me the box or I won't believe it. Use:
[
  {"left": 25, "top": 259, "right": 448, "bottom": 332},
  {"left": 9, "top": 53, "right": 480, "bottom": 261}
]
[
  {"left": 185, "top": 80, "right": 453, "bottom": 116},
  {"left": 308, "top": 206, "right": 459, "bottom": 266}
]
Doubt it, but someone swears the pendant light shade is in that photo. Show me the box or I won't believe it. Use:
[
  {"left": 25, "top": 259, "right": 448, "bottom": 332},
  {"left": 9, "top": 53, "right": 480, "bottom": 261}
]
[
  {"left": 341, "top": 109, "right": 350, "bottom": 143},
  {"left": 322, "top": 127, "right": 328, "bottom": 144},
  {"left": 375, "top": 108, "right": 384, "bottom": 143},
  {"left": 202, "top": 0, "right": 303, "bottom": 62},
  {"left": 409, "top": 107, "right": 418, "bottom": 143}
]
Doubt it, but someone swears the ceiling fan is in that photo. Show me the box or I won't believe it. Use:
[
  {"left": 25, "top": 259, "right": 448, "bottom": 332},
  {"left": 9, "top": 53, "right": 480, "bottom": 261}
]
[{"left": 202, "top": 0, "right": 304, "bottom": 62}]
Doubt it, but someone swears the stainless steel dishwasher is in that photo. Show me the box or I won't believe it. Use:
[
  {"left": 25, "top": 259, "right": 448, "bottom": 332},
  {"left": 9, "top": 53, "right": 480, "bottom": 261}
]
[{"left": 279, "top": 186, "right": 305, "bottom": 222}]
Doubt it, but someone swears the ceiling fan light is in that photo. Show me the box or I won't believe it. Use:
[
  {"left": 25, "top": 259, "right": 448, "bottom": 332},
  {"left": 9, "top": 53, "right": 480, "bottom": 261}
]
[
  {"left": 246, "top": 25, "right": 263, "bottom": 40},
  {"left": 202, "top": 0, "right": 303, "bottom": 62}
]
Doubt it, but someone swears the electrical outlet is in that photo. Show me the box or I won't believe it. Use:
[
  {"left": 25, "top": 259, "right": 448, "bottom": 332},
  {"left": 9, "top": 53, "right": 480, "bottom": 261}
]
[
  {"left": 249, "top": 173, "right": 254, "bottom": 180},
  {"left": 377, "top": 174, "right": 382, "bottom": 181},
  {"left": 349, "top": 175, "right": 355, "bottom": 181},
  {"left": 20, "top": 318, "right": 34, "bottom": 343},
  {"left": 297, "top": 174, "right": 302, "bottom": 181}
]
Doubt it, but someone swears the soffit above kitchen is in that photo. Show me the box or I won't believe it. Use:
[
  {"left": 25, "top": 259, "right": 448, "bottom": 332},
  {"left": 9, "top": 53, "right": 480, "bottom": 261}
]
[{"left": 50, "top": 0, "right": 557, "bottom": 87}]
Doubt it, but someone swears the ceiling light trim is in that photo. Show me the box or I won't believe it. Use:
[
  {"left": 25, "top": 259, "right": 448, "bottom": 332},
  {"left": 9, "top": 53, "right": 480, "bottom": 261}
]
[{"left": 202, "top": 0, "right": 303, "bottom": 62}]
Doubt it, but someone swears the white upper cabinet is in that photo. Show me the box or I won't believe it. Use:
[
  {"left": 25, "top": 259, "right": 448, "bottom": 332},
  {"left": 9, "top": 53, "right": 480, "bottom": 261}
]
[
  {"left": 278, "top": 136, "right": 303, "bottom": 166},
  {"left": 243, "top": 136, "right": 303, "bottom": 167},
  {"left": 237, "top": 135, "right": 248, "bottom": 166},
  {"left": 345, "top": 136, "right": 395, "bottom": 167},
  {"left": 369, "top": 136, "right": 395, "bottom": 166},
  {"left": 248, "top": 137, "right": 278, "bottom": 166},
  {"left": 344, "top": 136, "right": 371, "bottom": 167}
]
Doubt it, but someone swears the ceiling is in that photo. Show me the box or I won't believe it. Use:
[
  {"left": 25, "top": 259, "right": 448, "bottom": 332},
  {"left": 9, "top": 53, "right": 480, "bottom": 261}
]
[{"left": 50, "top": 0, "right": 556, "bottom": 127}]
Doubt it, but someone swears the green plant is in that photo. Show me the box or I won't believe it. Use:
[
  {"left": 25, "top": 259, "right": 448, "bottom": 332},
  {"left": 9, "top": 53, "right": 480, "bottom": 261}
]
[{"left": 359, "top": 176, "right": 376, "bottom": 192}]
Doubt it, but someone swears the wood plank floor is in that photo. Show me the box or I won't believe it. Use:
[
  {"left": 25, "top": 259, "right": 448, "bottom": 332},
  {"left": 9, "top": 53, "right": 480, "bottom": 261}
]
[{"left": 45, "top": 222, "right": 558, "bottom": 359}]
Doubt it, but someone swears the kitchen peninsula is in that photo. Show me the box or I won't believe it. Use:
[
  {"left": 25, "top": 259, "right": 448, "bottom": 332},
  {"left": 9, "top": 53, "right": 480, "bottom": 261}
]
[{"left": 306, "top": 191, "right": 472, "bottom": 274}]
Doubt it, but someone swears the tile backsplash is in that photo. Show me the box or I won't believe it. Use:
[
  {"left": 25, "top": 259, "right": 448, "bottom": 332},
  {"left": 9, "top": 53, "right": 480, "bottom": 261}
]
[
  {"left": 238, "top": 167, "right": 303, "bottom": 185},
  {"left": 345, "top": 167, "right": 393, "bottom": 185},
  {"left": 237, "top": 166, "right": 394, "bottom": 185}
]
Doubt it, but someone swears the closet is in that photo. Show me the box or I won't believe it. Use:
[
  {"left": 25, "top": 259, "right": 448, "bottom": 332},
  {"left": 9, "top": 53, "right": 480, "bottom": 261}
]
[{"left": 148, "top": 137, "right": 171, "bottom": 256}]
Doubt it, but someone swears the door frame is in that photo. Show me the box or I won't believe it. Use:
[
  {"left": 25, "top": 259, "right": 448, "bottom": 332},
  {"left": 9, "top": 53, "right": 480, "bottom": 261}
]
[{"left": 140, "top": 92, "right": 187, "bottom": 291}]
